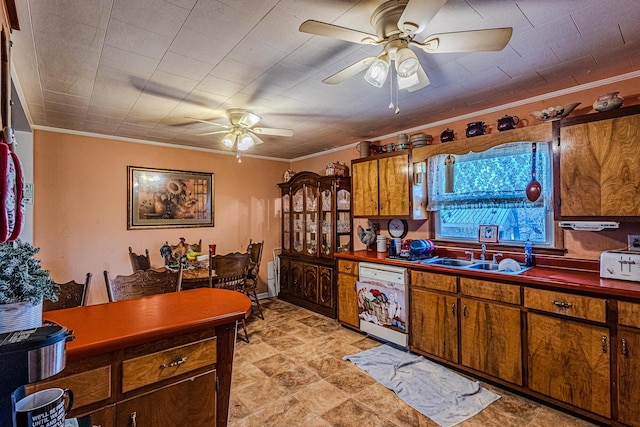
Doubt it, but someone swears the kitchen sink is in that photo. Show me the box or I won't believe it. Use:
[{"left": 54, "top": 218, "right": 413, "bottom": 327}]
[
  {"left": 422, "top": 258, "right": 531, "bottom": 275},
  {"left": 424, "top": 258, "right": 475, "bottom": 267}
]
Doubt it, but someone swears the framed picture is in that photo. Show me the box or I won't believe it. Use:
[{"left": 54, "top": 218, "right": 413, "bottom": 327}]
[
  {"left": 128, "top": 166, "right": 214, "bottom": 229},
  {"left": 478, "top": 224, "right": 499, "bottom": 243}
]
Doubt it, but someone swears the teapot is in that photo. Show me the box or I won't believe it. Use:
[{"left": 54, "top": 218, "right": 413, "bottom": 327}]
[
  {"left": 593, "top": 92, "right": 623, "bottom": 112},
  {"left": 497, "top": 114, "right": 519, "bottom": 131},
  {"left": 440, "top": 128, "right": 455, "bottom": 142},
  {"left": 465, "top": 121, "right": 487, "bottom": 138}
]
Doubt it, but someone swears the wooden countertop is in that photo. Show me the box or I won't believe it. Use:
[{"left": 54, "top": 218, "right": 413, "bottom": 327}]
[
  {"left": 336, "top": 251, "right": 640, "bottom": 300},
  {"left": 43, "top": 288, "right": 251, "bottom": 360}
]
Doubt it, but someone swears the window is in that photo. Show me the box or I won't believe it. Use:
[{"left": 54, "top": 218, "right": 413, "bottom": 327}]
[{"left": 427, "top": 142, "right": 553, "bottom": 246}]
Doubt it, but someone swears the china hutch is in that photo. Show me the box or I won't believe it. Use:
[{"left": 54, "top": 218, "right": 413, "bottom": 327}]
[{"left": 278, "top": 171, "right": 352, "bottom": 317}]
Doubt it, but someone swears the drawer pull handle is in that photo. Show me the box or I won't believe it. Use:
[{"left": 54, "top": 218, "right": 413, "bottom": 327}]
[
  {"left": 622, "top": 338, "right": 629, "bottom": 358},
  {"left": 602, "top": 336, "right": 608, "bottom": 353},
  {"left": 551, "top": 300, "right": 572, "bottom": 309},
  {"left": 463, "top": 304, "right": 467, "bottom": 318},
  {"left": 130, "top": 411, "right": 137, "bottom": 427},
  {"left": 160, "top": 356, "right": 187, "bottom": 369},
  {"left": 344, "top": 265, "right": 352, "bottom": 271},
  {"left": 451, "top": 303, "right": 456, "bottom": 317}
]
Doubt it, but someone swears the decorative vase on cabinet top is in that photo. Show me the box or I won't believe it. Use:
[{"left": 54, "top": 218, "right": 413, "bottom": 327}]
[{"left": 593, "top": 92, "right": 623, "bottom": 112}]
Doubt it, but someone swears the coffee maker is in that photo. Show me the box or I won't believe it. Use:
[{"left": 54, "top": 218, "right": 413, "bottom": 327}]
[{"left": 0, "top": 324, "right": 71, "bottom": 426}]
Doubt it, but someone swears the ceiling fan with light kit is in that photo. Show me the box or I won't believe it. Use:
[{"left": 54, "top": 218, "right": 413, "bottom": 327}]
[
  {"left": 299, "top": 0, "right": 512, "bottom": 111},
  {"left": 186, "top": 109, "right": 294, "bottom": 162}
]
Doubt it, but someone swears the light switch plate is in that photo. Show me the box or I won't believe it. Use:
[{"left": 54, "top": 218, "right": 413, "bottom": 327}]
[{"left": 628, "top": 234, "right": 640, "bottom": 252}]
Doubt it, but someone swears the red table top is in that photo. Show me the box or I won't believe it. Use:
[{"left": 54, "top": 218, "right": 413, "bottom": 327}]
[{"left": 43, "top": 288, "right": 251, "bottom": 360}]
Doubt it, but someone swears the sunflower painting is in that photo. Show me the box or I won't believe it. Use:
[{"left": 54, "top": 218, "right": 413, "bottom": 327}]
[{"left": 128, "top": 166, "right": 214, "bottom": 229}]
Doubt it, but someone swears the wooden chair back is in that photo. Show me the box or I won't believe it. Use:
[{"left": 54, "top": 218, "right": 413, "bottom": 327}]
[
  {"left": 43, "top": 273, "right": 92, "bottom": 311},
  {"left": 208, "top": 252, "right": 250, "bottom": 290},
  {"left": 128, "top": 246, "right": 151, "bottom": 272},
  {"left": 104, "top": 266, "right": 183, "bottom": 302},
  {"left": 246, "top": 239, "right": 264, "bottom": 282}
]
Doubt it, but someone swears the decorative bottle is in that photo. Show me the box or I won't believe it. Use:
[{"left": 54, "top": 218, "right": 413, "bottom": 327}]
[{"left": 524, "top": 239, "right": 535, "bottom": 267}]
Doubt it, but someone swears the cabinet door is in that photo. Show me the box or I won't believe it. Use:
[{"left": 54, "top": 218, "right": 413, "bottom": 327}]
[
  {"left": 528, "top": 312, "right": 610, "bottom": 417},
  {"left": 279, "top": 257, "right": 290, "bottom": 295},
  {"left": 318, "top": 266, "right": 333, "bottom": 309},
  {"left": 116, "top": 371, "right": 215, "bottom": 426},
  {"left": 560, "top": 115, "right": 640, "bottom": 217},
  {"left": 411, "top": 289, "right": 458, "bottom": 363},
  {"left": 378, "top": 154, "right": 409, "bottom": 216},
  {"left": 290, "top": 261, "right": 303, "bottom": 297},
  {"left": 460, "top": 298, "right": 522, "bottom": 385},
  {"left": 303, "top": 263, "right": 318, "bottom": 302},
  {"left": 337, "top": 273, "right": 359, "bottom": 329},
  {"left": 618, "top": 328, "right": 640, "bottom": 426},
  {"left": 352, "top": 160, "right": 378, "bottom": 216}
]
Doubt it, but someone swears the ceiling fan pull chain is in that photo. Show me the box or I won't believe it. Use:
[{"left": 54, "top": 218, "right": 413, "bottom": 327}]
[
  {"left": 388, "top": 70, "right": 394, "bottom": 111},
  {"left": 236, "top": 149, "right": 242, "bottom": 163},
  {"left": 395, "top": 73, "right": 400, "bottom": 114}
]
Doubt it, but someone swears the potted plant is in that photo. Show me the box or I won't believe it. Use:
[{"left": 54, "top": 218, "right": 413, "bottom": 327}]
[{"left": 0, "top": 240, "right": 57, "bottom": 333}]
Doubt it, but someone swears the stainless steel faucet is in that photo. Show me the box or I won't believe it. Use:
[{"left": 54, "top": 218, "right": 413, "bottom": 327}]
[
  {"left": 465, "top": 250, "right": 475, "bottom": 262},
  {"left": 492, "top": 253, "right": 503, "bottom": 263},
  {"left": 481, "top": 244, "right": 486, "bottom": 261}
]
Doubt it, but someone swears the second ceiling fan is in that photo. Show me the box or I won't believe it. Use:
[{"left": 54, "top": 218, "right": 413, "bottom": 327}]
[{"left": 299, "top": 0, "right": 513, "bottom": 92}]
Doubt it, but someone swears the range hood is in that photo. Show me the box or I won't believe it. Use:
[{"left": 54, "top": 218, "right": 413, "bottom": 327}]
[{"left": 559, "top": 221, "right": 620, "bottom": 232}]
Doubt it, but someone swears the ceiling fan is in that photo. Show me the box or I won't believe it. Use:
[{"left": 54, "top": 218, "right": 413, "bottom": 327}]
[
  {"left": 186, "top": 108, "right": 294, "bottom": 159},
  {"left": 299, "top": 0, "right": 513, "bottom": 93}
]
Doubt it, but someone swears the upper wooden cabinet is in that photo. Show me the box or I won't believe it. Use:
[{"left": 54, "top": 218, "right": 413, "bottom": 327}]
[
  {"left": 1, "top": 0, "right": 19, "bottom": 129},
  {"left": 352, "top": 151, "right": 410, "bottom": 218},
  {"left": 557, "top": 106, "right": 640, "bottom": 219}
]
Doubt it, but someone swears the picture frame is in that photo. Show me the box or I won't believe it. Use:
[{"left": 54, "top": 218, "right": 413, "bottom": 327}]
[
  {"left": 128, "top": 166, "right": 214, "bottom": 229},
  {"left": 478, "top": 224, "right": 499, "bottom": 243}
]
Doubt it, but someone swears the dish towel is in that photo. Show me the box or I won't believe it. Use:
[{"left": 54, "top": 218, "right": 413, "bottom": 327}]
[{"left": 344, "top": 344, "right": 500, "bottom": 427}]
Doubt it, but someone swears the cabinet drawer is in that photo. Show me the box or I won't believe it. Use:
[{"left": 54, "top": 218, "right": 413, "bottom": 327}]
[
  {"left": 618, "top": 301, "right": 640, "bottom": 328},
  {"left": 337, "top": 260, "right": 358, "bottom": 276},
  {"left": 524, "top": 288, "right": 606, "bottom": 323},
  {"left": 411, "top": 271, "right": 456, "bottom": 293},
  {"left": 28, "top": 365, "right": 111, "bottom": 409},
  {"left": 122, "top": 337, "right": 216, "bottom": 393},
  {"left": 459, "top": 278, "right": 520, "bottom": 305}
]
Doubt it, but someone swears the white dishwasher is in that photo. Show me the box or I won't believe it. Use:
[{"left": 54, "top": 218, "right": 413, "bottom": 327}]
[{"left": 357, "top": 262, "right": 409, "bottom": 347}]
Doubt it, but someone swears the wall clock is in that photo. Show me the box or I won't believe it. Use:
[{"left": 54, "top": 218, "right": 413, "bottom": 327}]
[{"left": 388, "top": 219, "right": 408, "bottom": 239}]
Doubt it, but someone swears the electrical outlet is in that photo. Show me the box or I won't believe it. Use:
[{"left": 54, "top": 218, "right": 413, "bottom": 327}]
[{"left": 628, "top": 234, "right": 640, "bottom": 251}]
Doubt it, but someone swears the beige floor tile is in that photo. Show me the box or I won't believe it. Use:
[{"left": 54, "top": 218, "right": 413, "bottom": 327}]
[
  {"left": 293, "top": 379, "right": 350, "bottom": 415},
  {"left": 321, "top": 399, "right": 400, "bottom": 427}
]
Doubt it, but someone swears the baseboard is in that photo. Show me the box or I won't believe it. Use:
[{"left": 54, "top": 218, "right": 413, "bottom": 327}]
[{"left": 257, "top": 292, "right": 270, "bottom": 300}]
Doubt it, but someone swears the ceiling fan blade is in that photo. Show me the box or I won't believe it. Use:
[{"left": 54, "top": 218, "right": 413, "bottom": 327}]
[
  {"left": 396, "top": 63, "right": 430, "bottom": 92},
  {"left": 186, "top": 117, "right": 230, "bottom": 128},
  {"left": 197, "top": 130, "right": 229, "bottom": 136},
  {"left": 323, "top": 57, "right": 377, "bottom": 84},
  {"left": 419, "top": 28, "right": 513, "bottom": 53},
  {"left": 252, "top": 127, "right": 294, "bottom": 137},
  {"left": 398, "top": 0, "right": 448, "bottom": 36},
  {"left": 299, "top": 20, "right": 379, "bottom": 45}
]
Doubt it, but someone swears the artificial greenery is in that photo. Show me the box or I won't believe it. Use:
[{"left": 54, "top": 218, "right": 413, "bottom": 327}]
[{"left": 0, "top": 240, "right": 57, "bottom": 304}]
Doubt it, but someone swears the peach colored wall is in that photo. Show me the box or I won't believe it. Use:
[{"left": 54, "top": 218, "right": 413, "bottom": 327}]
[
  {"left": 33, "top": 130, "right": 286, "bottom": 304},
  {"left": 293, "top": 77, "right": 640, "bottom": 259}
]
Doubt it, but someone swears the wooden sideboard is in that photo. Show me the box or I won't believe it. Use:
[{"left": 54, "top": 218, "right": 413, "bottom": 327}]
[{"left": 35, "top": 288, "right": 251, "bottom": 427}]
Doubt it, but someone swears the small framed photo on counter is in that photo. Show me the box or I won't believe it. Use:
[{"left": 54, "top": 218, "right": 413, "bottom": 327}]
[{"left": 479, "top": 225, "right": 499, "bottom": 243}]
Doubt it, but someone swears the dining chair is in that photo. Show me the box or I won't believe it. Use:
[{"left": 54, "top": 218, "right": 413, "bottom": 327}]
[
  {"left": 209, "top": 251, "right": 251, "bottom": 342},
  {"left": 128, "top": 246, "right": 151, "bottom": 272},
  {"left": 104, "top": 265, "right": 183, "bottom": 302},
  {"left": 43, "top": 273, "right": 92, "bottom": 311},
  {"left": 244, "top": 239, "right": 265, "bottom": 319}
]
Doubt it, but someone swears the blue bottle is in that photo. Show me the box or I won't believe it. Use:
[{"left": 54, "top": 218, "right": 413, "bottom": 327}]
[{"left": 524, "top": 239, "right": 534, "bottom": 267}]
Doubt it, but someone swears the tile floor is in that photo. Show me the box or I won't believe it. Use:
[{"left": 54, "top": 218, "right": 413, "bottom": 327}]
[{"left": 229, "top": 298, "right": 598, "bottom": 427}]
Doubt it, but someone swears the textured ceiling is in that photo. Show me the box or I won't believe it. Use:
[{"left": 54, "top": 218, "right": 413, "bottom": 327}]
[{"left": 10, "top": 0, "right": 640, "bottom": 160}]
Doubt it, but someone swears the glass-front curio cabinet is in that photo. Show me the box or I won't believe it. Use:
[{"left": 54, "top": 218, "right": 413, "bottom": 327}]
[{"left": 278, "top": 172, "right": 352, "bottom": 317}]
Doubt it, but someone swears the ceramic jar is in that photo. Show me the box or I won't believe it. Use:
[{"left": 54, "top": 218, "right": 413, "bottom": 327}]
[
  {"left": 593, "top": 92, "right": 623, "bottom": 112},
  {"left": 497, "top": 114, "right": 519, "bottom": 131},
  {"left": 465, "top": 121, "right": 487, "bottom": 138}
]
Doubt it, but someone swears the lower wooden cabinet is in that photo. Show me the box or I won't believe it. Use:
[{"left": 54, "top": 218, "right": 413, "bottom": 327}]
[
  {"left": 411, "top": 288, "right": 458, "bottom": 363},
  {"left": 618, "top": 327, "right": 640, "bottom": 426},
  {"left": 116, "top": 371, "right": 216, "bottom": 426},
  {"left": 528, "top": 312, "right": 611, "bottom": 418},
  {"left": 460, "top": 297, "right": 522, "bottom": 385},
  {"left": 279, "top": 256, "right": 336, "bottom": 318}
]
